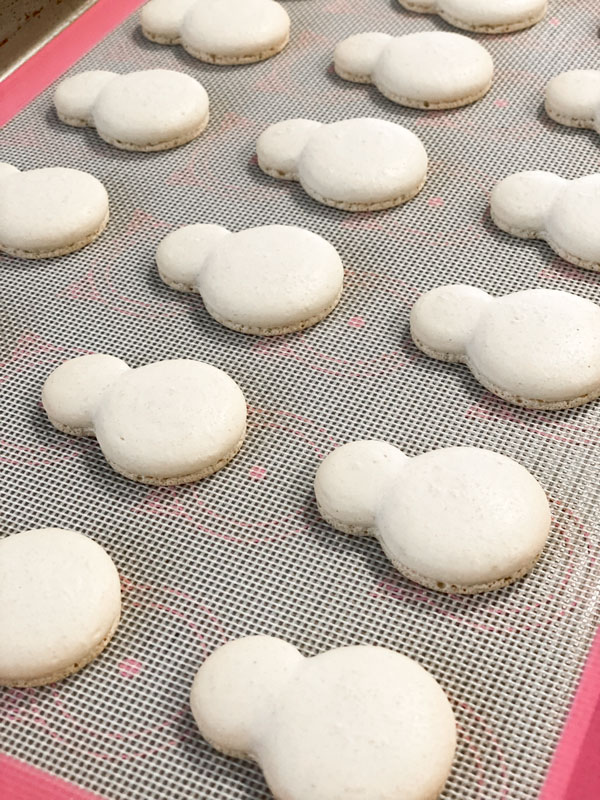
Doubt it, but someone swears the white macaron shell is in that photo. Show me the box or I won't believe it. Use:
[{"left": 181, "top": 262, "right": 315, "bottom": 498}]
[
  {"left": 197, "top": 225, "right": 343, "bottom": 330},
  {"left": 93, "top": 360, "right": 246, "bottom": 480},
  {"left": 376, "top": 447, "right": 550, "bottom": 589},
  {"left": 92, "top": 70, "right": 209, "bottom": 147},
  {"left": 258, "top": 646, "right": 456, "bottom": 800},
  {"left": 181, "top": 0, "right": 289, "bottom": 59},
  {"left": 433, "top": 0, "right": 546, "bottom": 27},
  {"left": 545, "top": 176, "right": 600, "bottom": 265},
  {"left": 545, "top": 70, "right": 600, "bottom": 126},
  {"left": 466, "top": 290, "right": 600, "bottom": 404},
  {"left": 0, "top": 167, "right": 108, "bottom": 253},
  {"left": 373, "top": 32, "right": 493, "bottom": 106},
  {"left": 298, "top": 118, "right": 428, "bottom": 206},
  {"left": 0, "top": 528, "right": 121, "bottom": 686}
]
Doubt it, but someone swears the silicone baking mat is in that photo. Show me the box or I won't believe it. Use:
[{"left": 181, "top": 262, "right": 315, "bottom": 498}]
[{"left": 1, "top": 1, "right": 600, "bottom": 797}]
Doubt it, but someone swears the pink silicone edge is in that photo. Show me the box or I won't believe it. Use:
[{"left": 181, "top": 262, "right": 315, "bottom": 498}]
[
  {"left": 0, "top": 0, "right": 147, "bottom": 128},
  {"left": 539, "top": 625, "right": 600, "bottom": 799},
  {"left": 0, "top": 754, "right": 108, "bottom": 800}
]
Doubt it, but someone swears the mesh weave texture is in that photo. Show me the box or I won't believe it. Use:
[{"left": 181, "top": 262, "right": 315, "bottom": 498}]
[{"left": 1, "top": 1, "right": 600, "bottom": 798}]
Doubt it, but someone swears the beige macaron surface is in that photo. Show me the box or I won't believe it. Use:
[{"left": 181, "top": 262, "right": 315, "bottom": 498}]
[
  {"left": 141, "top": 0, "right": 290, "bottom": 64},
  {"left": 411, "top": 284, "right": 600, "bottom": 409},
  {"left": 334, "top": 31, "right": 494, "bottom": 109},
  {"left": 0, "top": 528, "right": 121, "bottom": 687},
  {"left": 257, "top": 117, "right": 428, "bottom": 212},
  {"left": 396, "top": 0, "right": 547, "bottom": 33},
  {"left": 54, "top": 69, "right": 210, "bottom": 151},
  {"left": 315, "top": 441, "right": 551, "bottom": 594},
  {"left": 156, "top": 224, "right": 344, "bottom": 335},
  {"left": 545, "top": 70, "right": 600, "bottom": 133},
  {"left": 491, "top": 171, "right": 600, "bottom": 272},
  {"left": 190, "top": 635, "right": 456, "bottom": 800},
  {"left": 42, "top": 355, "right": 247, "bottom": 484},
  {"left": 0, "top": 163, "right": 109, "bottom": 259}
]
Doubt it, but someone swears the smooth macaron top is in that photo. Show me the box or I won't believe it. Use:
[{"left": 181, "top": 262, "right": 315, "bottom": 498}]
[
  {"left": 0, "top": 165, "right": 108, "bottom": 256},
  {"left": 257, "top": 117, "right": 428, "bottom": 210},
  {"left": 335, "top": 31, "right": 493, "bottom": 108},
  {"left": 411, "top": 284, "right": 600, "bottom": 407},
  {"left": 54, "top": 69, "right": 209, "bottom": 148},
  {"left": 0, "top": 528, "right": 121, "bottom": 687},
  {"left": 315, "top": 441, "right": 551, "bottom": 592},
  {"left": 157, "top": 224, "right": 344, "bottom": 334},
  {"left": 42, "top": 356, "right": 247, "bottom": 483},
  {"left": 191, "top": 635, "right": 456, "bottom": 800}
]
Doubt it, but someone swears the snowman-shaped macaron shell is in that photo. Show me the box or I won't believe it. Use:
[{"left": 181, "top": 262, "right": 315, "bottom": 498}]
[
  {"left": 334, "top": 31, "right": 494, "bottom": 110},
  {"left": 257, "top": 117, "right": 428, "bottom": 212},
  {"left": 411, "top": 285, "right": 600, "bottom": 409},
  {"left": 156, "top": 224, "right": 344, "bottom": 335},
  {"left": 191, "top": 635, "right": 457, "bottom": 800},
  {"left": 315, "top": 441, "right": 551, "bottom": 594},
  {"left": 395, "top": 0, "right": 547, "bottom": 34},
  {"left": 491, "top": 171, "right": 600, "bottom": 271},
  {"left": 42, "top": 355, "right": 247, "bottom": 485},
  {"left": 141, "top": 0, "right": 290, "bottom": 65},
  {"left": 54, "top": 69, "right": 209, "bottom": 151}
]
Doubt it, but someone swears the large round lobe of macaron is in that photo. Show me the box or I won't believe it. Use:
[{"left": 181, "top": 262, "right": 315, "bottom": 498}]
[
  {"left": 0, "top": 528, "right": 121, "bottom": 687},
  {"left": 92, "top": 70, "right": 209, "bottom": 148},
  {"left": 181, "top": 0, "right": 289, "bottom": 62},
  {"left": 545, "top": 176, "right": 600, "bottom": 266},
  {"left": 197, "top": 225, "right": 344, "bottom": 333},
  {"left": 376, "top": 447, "right": 550, "bottom": 592},
  {"left": 440, "top": 0, "right": 546, "bottom": 29},
  {"left": 298, "top": 118, "right": 428, "bottom": 209},
  {"left": 466, "top": 289, "right": 600, "bottom": 405},
  {"left": 259, "top": 646, "right": 456, "bottom": 800},
  {"left": 0, "top": 167, "right": 108, "bottom": 257},
  {"left": 93, "top": 360, "right": 247, "bottom": 483},
  {"left": 373, "top": 31, "right": 493, "bottom": 108}
]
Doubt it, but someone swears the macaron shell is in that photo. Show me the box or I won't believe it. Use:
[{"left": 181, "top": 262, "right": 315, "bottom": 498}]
[
  {"left": 298, "top": 118, "right": 428, "bottom": 209},
  {"left": 0, "top": 528, "right": 121, "bottom": 687},
  {"left": 376, "top": 447, "right": 551, "bottom": 591},
  {"left": 258, "top": 646, "right": 456, "bottom": 800},
  {"left": 0, "top": 167, "right": 109, "bottom": 257},
  {"left": 466, "top": 290, "right": 600, "bottom": 405},
  {"left": 92, "top": 70, "right": 209, "bottom": 149},
  {"left": 181, "top": 0, "right": 289, "bottom": 62},
  {"left": 197, "top": 225, "right": 344, "bottom": 333},
  {"left": 372, "top": 32, "right": 493, "bottom": 108},
  {"left": 93, "top": 360, "right": 247, "bottom": 483}
]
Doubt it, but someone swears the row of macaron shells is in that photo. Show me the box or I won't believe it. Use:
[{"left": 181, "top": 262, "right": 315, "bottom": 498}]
[{"left": 2, "top": 2, "right": 597, "bottom": 800}]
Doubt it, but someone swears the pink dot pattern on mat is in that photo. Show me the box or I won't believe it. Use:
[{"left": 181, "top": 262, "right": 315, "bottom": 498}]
[
  {"left": 428, "top": 197, "right": 444, "bottom": 208},
  {"left": 494, "top": 99, "right": 509, "bottom": 108},
  {"left": 549, "top": 17, "right": 560, "bottom": 26},
  {"left": 118, "top": 659, "right": 143, "bottom": 679},
  {"left": 347, "top": 316, "right": 365, "bottom": 328},
  {"left": 249, "top": 465, "right": 267, "bottom": 480}
]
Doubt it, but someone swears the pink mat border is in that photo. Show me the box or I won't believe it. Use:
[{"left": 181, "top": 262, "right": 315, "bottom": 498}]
[
  {"left": 0, "top": 0, "right": 146, "bottom": 128},
  {"left": 539, "top": 624, "right": 600, "bottom": 798},
  {"left": 0, "top": 754, "right": 108, "bottom": 799},
  {"left": 1, "top": 0, "right": 600, "bottom": 796}
]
